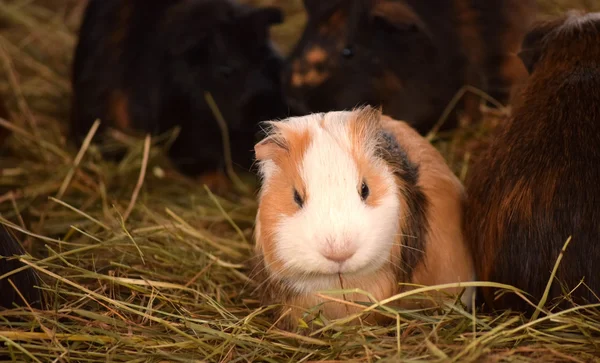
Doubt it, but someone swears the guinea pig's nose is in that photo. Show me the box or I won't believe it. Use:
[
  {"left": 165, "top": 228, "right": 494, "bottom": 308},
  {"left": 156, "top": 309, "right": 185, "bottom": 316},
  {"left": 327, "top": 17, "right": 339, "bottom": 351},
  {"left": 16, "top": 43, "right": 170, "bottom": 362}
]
[{"left": 321, "top": 247, "right": 357, "bottom": 263}]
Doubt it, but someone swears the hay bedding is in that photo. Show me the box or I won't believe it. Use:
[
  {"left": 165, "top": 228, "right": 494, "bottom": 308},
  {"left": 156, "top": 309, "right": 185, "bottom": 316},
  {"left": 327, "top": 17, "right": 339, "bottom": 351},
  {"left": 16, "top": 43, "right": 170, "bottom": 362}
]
[{"left": 0, "top": 0, "right": 599, "bottom": 362}]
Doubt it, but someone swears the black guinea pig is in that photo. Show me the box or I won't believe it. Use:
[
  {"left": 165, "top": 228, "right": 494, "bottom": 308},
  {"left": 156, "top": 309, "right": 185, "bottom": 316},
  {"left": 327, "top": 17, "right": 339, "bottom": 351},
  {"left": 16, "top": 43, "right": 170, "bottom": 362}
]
[
  {"left": 70, "top": 0, "right": 293, "bottom": 190},
  {"left": 464, "top": 11, "right": 600, "bottom": 313},
  {"left": 0, "top": 225, "right": 43, "bottom": 310},
  {"left": 0, "top": 92, "right": 11, "bottom": 145},
  {"left": 282, "top": 0, "right": 536, "bottom": 135}
]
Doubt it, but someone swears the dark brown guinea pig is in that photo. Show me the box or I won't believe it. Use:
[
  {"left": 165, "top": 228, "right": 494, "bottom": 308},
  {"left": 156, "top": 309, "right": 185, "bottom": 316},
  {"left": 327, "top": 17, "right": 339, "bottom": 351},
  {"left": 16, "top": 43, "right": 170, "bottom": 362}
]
[
  {"left": 70, "top": 0, "right": 292, "bottom": 189},
  {"left": 284, "top": 0, "right": 463, "bottom": 135},
  {"left": 0, "top": 225, "right": 43, "bottom": 310},
  {"left": 283, "top": 0, "right": 536, "bottom": 135},
  {"left": 464, "top": 11, "right": 600, "bottom": 313}
]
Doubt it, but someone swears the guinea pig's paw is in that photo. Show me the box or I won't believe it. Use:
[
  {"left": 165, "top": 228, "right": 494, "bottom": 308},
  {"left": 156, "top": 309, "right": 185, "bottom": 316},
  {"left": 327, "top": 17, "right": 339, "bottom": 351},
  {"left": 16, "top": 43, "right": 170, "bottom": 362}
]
[{"left": 196, "top": 170, "right": 232, "bottom": 195}]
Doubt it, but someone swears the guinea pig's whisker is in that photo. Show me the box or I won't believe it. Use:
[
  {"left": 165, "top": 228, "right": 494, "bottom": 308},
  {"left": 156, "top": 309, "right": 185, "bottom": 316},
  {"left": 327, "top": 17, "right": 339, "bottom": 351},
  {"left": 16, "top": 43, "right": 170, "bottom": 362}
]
[
  {"left": 394, "top": 242, "right": 425, "bottom": 254},
  {"left": 394, "top": 232, "right": 418, "bottom": 239},
  {"left": 385, "top": 258, "right": 408, "bottom": 275}
]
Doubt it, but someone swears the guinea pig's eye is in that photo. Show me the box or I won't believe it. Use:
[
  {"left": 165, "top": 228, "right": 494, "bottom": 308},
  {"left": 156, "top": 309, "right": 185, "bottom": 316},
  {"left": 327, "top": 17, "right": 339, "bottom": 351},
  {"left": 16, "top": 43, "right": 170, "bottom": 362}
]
[
  {"left": 360, "top": 181, "right": 369, "bottom": 201},
  {"left": 293, "top": 189, "right": 304, "bottom": 208},
  {"left": 341, "top": 45, "right": 354, "bottom": 59}
]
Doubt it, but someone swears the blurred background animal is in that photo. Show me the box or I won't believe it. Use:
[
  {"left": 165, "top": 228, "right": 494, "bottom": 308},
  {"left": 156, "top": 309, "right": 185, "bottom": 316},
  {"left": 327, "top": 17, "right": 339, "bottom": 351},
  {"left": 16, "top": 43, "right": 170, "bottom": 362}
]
[
  {"left": 464, "top": 10, "right": 600, "bottom": 313},
  {"left": 70, "top": 0, "right": 295, "bottom": 190},
  {"left": 283, "top": 0, "right": 536, "bottom": 135},
  {"left": 0, "top": 93, "right": 42, "bottom": 310}
]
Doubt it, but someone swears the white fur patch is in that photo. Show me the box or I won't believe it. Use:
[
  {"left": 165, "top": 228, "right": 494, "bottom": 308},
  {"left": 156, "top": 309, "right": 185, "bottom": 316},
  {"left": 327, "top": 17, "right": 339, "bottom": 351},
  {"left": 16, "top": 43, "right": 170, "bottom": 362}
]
[{"left": 267, "top": 111, "right": 401, "bottom": 294}]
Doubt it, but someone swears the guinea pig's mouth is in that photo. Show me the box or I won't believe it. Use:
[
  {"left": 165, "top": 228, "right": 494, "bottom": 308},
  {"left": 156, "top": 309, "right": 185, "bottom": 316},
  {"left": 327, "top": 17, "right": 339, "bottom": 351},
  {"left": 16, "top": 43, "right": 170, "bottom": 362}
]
[
  {"left": 284, "top": 266, "right": 385, "bottom": 295},
  {"left": 300, "top": 260, "right": 384, "bottom": 279}
]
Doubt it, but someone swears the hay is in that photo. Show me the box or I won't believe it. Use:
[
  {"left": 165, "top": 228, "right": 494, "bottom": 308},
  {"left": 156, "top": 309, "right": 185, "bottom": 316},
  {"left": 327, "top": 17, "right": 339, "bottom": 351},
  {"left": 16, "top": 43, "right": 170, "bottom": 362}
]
[{"left": 0, "top": 0, "right": 599, "bottom": 362}]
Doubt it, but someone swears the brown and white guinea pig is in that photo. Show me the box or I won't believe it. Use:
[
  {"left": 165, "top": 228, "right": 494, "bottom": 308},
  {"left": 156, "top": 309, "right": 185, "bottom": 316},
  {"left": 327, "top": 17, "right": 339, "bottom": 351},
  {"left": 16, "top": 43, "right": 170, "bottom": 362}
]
[
  {"left": 251, "top": 106, "right": 475, "bottom": 329},
  {"left": 464, "top": 11, "right": 600, "bottom": 314}
]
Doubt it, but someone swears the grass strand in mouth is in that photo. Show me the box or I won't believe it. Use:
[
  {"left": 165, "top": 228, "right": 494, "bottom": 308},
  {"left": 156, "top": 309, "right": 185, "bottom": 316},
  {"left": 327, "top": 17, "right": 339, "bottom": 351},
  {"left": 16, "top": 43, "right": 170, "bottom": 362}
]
[{"left": 0, "top": 0, "right": 599, "bottom": 362}]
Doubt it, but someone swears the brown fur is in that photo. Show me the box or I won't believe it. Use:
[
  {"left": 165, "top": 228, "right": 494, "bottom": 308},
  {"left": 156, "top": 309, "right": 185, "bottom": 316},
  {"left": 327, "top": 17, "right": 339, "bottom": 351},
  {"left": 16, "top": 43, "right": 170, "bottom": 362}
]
[
  {"left": 381, "top": 117, "right": 474, "bottom": 294},
  {"left": 108, "top": 90, "right": 132, "bottom": 131},
  {"left": 284, "top": 0, "right": 537, "bottom": 134},
  {"left": 455, "top": 0, "right": 537, "bottom": 107},
  {"left": 252, "top": 108, "right": 474, "bottom": 330},
  {"left": 464, "top": 12, "right": 600, "bottom": 312}
]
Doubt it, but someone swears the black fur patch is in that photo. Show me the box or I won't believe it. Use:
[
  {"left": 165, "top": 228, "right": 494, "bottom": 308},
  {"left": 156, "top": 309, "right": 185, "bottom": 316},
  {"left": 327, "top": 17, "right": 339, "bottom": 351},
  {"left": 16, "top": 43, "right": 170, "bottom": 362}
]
[
  {"left": 376, "top": 130, "right": 429, "bottom": 283},
  {"left": 0, "top": 226, "right": 43, "bottom": 310}
]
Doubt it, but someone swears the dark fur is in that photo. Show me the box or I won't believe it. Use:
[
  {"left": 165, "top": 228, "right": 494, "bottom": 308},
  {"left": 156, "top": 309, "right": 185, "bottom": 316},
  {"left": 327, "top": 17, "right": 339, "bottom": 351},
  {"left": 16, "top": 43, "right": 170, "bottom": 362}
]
[
  {"left": 283, "top": 0, "right": 536, "bottom": 135},
  {"left": 376, "top": 130, "right": 429, "bottom": 283},
  {"left": 285, "top": 0, "right": 460, "bottom": 135},
  {"left": 0, "top": 226, "right": 43, "bottom": 310},
  {"left": 0, "top": 94, "right": 11, "bottom": 144},
  {"left": 450, "top": 0, "right": 537, "bottom": 106},
  {"left": 464, "top": 12, "right": 600, "bottom": 313},
  {"left": 70, "top": 0, "right": 293, "bottom": 176}
]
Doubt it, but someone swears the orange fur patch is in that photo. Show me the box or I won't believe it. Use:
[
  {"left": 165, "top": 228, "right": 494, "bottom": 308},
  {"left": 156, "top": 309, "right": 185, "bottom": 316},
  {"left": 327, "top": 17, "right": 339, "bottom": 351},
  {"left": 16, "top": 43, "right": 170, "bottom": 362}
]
[
  {"left": 256, "top": 126, "right": 313, "bottom": 277},
  {"left": 318, "top": 10, "right": 348, "bottom": 35},
  {"left": 303, "top": 69, "right": 330, "bottom": 87},
  {"left": 291, "top": 69, "right": 330, "bottom": 88},
  {"left": 109, "top": 90, "right": 132, "bottom": 131},
  {"left": 380, "top": 116, "right": 474, "bottom": 298},
  {"left": 305, "top": 46, "right": 327, "bottom": 64}
]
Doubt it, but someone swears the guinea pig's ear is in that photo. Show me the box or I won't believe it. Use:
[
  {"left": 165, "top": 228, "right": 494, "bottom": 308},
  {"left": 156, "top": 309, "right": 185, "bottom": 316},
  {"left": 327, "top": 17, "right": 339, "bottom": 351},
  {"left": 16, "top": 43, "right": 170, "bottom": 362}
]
[
  {"left": 370, "top": 1, "right": 422, "bottom": 35},
  {"left": 518, "top": 20, "right": 560, "bottom": 74},
  {"left": 351, "top": 105, "right": 383, "bottom": 143},
  {"left": 254, "top": 133, "right": 288, "bottom": 161}
]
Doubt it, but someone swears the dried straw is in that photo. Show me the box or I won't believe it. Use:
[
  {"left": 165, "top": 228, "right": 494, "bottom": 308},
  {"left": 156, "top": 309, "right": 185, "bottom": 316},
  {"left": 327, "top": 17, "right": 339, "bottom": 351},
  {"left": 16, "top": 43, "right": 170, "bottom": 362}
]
[{"left": 0, "top": 0, "right": 600, "bottom": 362}]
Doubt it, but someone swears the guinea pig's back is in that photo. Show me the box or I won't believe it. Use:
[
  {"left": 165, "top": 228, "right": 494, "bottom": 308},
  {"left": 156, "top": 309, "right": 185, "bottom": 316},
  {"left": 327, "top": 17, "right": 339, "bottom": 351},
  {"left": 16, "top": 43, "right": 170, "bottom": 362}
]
[
  {"left": 381, "top": 116, "right": 475, "bottom": 303},
  {"left": 464, "top": 13, "right": 600, "bottom": 311},
  {"left": 465, "top": 87, "right": 600, "bottom": 312}
]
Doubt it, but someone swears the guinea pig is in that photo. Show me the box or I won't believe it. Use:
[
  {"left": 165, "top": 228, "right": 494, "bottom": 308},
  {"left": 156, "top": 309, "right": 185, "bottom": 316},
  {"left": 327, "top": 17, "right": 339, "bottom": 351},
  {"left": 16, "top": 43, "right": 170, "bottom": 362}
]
[
  {"left": 251, "top": 106, "right": 475, "bottom": 330},
  {"left": 463, "top": 11, "right": 600, "bottom": 313},
  {"left": 283, "top": 0, "right": 463, "bottom": 135},
  {"left": 0, "top": 225, "right": 43, "bottom": 310},
  {"left": 70, "top": 0, "right": 293, "bottom": 190},
  {"left": 283, "top": 0, "right": 536, "bottom": 135}
]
